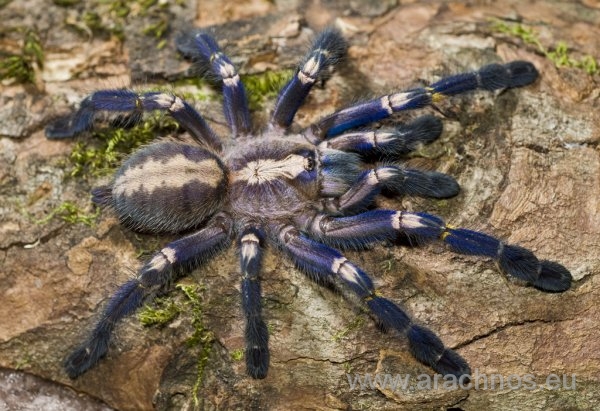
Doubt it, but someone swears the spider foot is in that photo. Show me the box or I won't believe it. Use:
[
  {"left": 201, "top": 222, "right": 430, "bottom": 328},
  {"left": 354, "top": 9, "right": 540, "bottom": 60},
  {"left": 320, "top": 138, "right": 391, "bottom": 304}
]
[
  {"left": 431, "top": 61, "right": 539, "bottom": 96},
  {"left": 498, "top": 245, "right": 572, "bottom": 292},
  {"left": 394, "top": 213, "right": 572, "bottom": 293},
  {"left": 64, "top": 330, "right": 110, "bottom": 379},
  {"left": 533, "top": 260, "right": 572, "bottom": 292},
  {"left": 45, "top": 102, "right": 93, "bottom": 139},
  {"left": 366, "top": 296, "right": 469, "bottom": 377},
  {"left": 432, "top": 348, "right": 471, "bottom": 378},
  {"left": 407, "top": 325, "right": 471, "bottom": 378},
  {"left": 246, "top": 345, "right": 270, "bottom": 379},
  {"left": 407, "top": 325, "right": 471, "bottom": 377},
  {"left": 503, "top": 61, "right": 539, "bottom": 88},
  {"left": 245, "top": 317, "right": 269, "bottom": 379},
  {"left": 271, "top": 28, "right": 347, "bottom": 129},
  {"left": 64, "top": 279, "right": 146, "bottom": 378},
  {"left": 46, "top": 91, "right": 143, "bottom": 139}
]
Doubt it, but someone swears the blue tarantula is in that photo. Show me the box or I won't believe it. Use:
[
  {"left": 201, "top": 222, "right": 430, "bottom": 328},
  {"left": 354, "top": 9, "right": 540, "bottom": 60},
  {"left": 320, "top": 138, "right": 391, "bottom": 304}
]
[{"left": 46, "top": 28, "right": 572, "bottom": 380}]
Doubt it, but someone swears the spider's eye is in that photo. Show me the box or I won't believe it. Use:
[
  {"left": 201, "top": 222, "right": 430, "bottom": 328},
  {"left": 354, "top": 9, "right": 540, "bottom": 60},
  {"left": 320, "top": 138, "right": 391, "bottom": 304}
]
[
  {"left": 294, "top": 148, "right": 316, "bottom": 172},
  {"left": 305, "top": 157, "right": 315, "bottom": 171}
]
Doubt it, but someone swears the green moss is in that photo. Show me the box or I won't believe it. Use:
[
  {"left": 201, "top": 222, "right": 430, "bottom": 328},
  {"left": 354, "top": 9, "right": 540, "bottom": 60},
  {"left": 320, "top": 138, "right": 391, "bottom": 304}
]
[
  {"left": 490, "top": 19, "right": 599, "bottom": 75},
  {"left": 332, "top": 315, "right": 366, "bottom": 342},
  {"left": 63, "top": 0, "right": 179, "bottom": 42},
  {"left": 175, "top": 283, "right": 213, "bottom": 407},
  {"left": 81, "top": 11, "right": 105, "bottom": 33},
  {"left": 14, "top": 352, "right": 32, "bottom": 370},
  {"left": 136, "top": 282, "right": 212, "bottom": 405},
  {"left": 241, "top": 69, "right": 294, "bottom": 111},
  {"left": 546, "top": 41, "right": 599, "bottom": 74},
  {"left": 68, "top": 112, "right": 179, "bottom": 178},
  {"left": 230, "top": 348, "right": 244, "bottom": 361},
  {"left": 138, "top": 297, "right": 180, "bottom": 326},
  {"left": 0, "top": 56, "right": 33, "bottom": 83},
  {"left": 137, "top": 0, "right": 159, "bottom": 11},
  {"left": 138, "top": 0, "right": 184, "bottom": 12},
  {"left": 137, "top": 0, "right": 172, "bottom": 47},
  {"left": 108, "top": 0, "right": 130, "bottom": 19},
  {"left": 0, "top": 29, "right": 44, "bottom": 84},
  {"left": 173, "top": 78, "right": 217, "bottom": 102},
  {"left": 35, "top": 201, "right": 100, "bottom": 227},
  {"left": 490, "top": 19, "right": 544, "bottom": 51},
  {"left": 142, "top": 18, "right": 168, "bottom": 38},
  {"left": 133, "top": 234, "right": 163, "bottom": 259},
  {"left": 433, "top": 198, "right": 450, "bottom": 210},
  {"left": 379, "top": 258, "right": 396, "bottom": 276}
]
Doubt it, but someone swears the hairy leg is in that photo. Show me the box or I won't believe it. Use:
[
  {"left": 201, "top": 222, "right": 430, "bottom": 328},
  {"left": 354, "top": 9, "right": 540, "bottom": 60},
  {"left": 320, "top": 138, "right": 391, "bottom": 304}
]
[
  {"left": 270, "top": 28, "right": 347, "bottom": 129},
  {"left": 319, "top": 165, "right": 459, "bottom": 214},
  {"left": 178, "top": 32, "right": 252, "bottom": 137},
  {"left": 239, "top": 227, "right": 270, "bottom": 378},
  {"left": 64, "top": 215, "right": 232, "bottom": 378},
  {"left": 319, "top": 115, "right": 443, "bottom": 156},
  {"left": 276, "top": 225, "right": 470, "bottom": 377},
  {"left": 300, "top": 210, "right": 571, "bottom": 292},
  {"left": 45, "top": 90, "right": 222, "bottom": 151},
  {"left": 308, "top": 61, "right": 538, "bottom": 138}
]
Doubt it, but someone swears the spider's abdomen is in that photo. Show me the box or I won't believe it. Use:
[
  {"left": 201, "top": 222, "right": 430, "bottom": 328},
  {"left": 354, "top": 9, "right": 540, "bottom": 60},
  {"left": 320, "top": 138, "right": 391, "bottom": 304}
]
[{"left": 111, "top": 141, "right": 227, "bottom": 233}]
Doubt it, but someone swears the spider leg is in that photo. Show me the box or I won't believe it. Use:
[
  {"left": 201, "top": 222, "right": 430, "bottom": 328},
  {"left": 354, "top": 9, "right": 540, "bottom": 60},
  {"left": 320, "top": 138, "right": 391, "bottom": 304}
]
[
  {"left": 270, "top": 28, "right": 347, "bottom": 130},
  {"left": 186, "top": 32, "right": 252, "bottom": 137},
  {"left": 321, "top": 115, "right": 443, "bottom": 156},
  {"left": 307, "top": 61, "right": 539, "bottom": 139},
  {"left": 45, "top": 90, "right": 222, "bottom": 151},
  {"left": 320, "top": 165, "right": 459, "bottom": 214},
  {"left": 239, "top": 228, "right": 269, "bottom": 379},
  {"left": 276, "top": 225, "right": 470, "bottom": 377},
  {"left": 299, "top": 210, "right": 572, "bottom": 293},
  {"left": 64, "top": 214, "right": 232, "bottom": 379}
]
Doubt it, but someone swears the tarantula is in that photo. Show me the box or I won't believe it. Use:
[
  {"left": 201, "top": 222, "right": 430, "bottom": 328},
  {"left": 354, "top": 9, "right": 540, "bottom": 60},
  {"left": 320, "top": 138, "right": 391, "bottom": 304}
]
[{"left": 46, "top": 28, "right": 572, "bottom": 380}]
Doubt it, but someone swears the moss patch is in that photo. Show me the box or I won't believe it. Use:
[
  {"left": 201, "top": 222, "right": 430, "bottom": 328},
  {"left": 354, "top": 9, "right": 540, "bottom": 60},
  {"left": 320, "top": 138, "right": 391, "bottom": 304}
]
[
  {"left": 230, "top": 348, "right": 244, "bottom": 362},
  {"left": 34, "top": 200, "right": 100, "bottom": 227},
  {"left": 138, "top": 296, "right": 180, "bottom": 326},
  {"left": 67, "top": 111, "right": 179, "bottom": 178},
  {"left": 0, "top": 28, "right": 44, "bottom": 84},
  {"left": 241, "top": 69, "right": 294, "bottom": 111},
  {"left": 60, "top": 0, "right": 180, "bottom": 43},
  {"left": 138, "top": 283, "right": 213, "bottom": 407},
  {"left": 177, "top": 283, "right": 213, "bottom": 407},
  {"left": 490, "top": 19, "right": 598, "bottom": 75},
  {"left": 332, "top": 315, "right": 366, "bottom": 342}
]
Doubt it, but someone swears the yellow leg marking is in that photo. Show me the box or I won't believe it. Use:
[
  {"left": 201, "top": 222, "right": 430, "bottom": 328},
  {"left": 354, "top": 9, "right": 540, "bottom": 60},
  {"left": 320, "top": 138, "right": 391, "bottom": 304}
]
[
  {"left": 440, "top": 224, "right": 455, "bottom": 240},
  {"left": 431, "top": 92, "right": 446, "bottom": 103},
  {"left": 424, "top": 87, "right": 446, "bottom": 103},
  {"left": 364, "top": 289, "right": 382, "bottom": 302}
]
